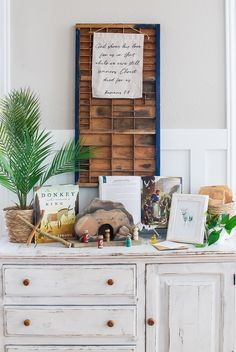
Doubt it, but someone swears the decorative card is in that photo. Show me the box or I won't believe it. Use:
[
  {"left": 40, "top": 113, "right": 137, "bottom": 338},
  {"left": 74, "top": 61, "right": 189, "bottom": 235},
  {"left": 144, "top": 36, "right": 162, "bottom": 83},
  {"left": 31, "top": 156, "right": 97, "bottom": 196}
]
[
  {"left": 92, "top": 33, "right": 144, "bottom": 99},
  {"left": 141, "top": 176, "right": 182, "bottom": 229}
]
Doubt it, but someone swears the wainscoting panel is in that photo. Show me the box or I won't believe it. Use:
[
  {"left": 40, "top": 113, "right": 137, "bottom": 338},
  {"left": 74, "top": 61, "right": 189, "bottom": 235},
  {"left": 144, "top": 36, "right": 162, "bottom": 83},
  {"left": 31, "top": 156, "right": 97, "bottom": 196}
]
[
  {"left": 161, "top": 150, "right": 190, "bottom": 193},
  {"left": 0, "top": 129, "right": 228, "bottom": 237},
  {"left": 161, "top": 129, "right": 228, "bottom": 193},
  {"left": 205, "top": 150, "right": 227, "bottom": 186}
]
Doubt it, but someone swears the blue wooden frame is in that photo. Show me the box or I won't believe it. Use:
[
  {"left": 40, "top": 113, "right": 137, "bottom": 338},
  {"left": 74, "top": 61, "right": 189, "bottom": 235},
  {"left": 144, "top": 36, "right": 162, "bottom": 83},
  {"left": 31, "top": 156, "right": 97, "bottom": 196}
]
[
  {"left": 155, "top": 24, "right": 161, "bottom": 176},
  {"left": 75, "top": 28, "right": 80, "bottom": 182},
  {"left": 75, "top": 24, "right": 160, "bottom": 182}
]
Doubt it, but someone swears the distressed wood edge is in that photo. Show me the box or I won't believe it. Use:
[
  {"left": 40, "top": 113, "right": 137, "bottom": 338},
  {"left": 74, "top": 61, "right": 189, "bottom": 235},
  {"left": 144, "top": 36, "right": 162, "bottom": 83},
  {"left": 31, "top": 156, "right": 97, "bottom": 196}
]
[{"left": 75, "top": 23, "right": 157, "bottom": 29}]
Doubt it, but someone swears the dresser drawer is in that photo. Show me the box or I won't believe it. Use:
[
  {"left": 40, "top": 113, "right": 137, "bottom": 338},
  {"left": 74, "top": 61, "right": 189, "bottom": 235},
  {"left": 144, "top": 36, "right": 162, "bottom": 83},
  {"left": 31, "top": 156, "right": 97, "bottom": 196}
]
[
  {"left": 6, "top": 347, "right": 136, "bottom": 352},
  {"left": 3, "top": 264, "right": 136, "bottom": 297},
  {"left": 4, "top": 306, "right": 136, "bottom": 338}
]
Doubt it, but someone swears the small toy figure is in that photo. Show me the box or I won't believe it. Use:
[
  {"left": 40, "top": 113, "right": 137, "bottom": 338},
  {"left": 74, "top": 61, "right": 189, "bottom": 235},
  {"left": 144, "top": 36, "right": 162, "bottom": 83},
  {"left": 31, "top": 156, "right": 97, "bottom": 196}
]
[
  {"left": 98, "top": 234, "right": 104, "bottom": 249},
  {"left": 150, "top": 233, "right": 158, "bottom": 244},
  {"left": 133, "top": 226, "right": 139, "bottom": 241},
  {"left": 151, "top": 189, "right": 160, "bottom": 219},
  {"left": 105, "top": 229, "right": 110, "bottom": 242},
  {"left": 126, "top": 234, "right": 132, "bottom": 247},
  {"left": 82, "top": 229, "right": 89, "bottom": 243}
]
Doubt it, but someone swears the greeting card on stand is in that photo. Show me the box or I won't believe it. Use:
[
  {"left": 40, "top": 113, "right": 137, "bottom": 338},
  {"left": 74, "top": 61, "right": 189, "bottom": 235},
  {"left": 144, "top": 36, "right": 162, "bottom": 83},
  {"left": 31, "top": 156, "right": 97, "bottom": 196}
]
[{"left": 141, "top": 176, "right": 182, "bottom": 229}]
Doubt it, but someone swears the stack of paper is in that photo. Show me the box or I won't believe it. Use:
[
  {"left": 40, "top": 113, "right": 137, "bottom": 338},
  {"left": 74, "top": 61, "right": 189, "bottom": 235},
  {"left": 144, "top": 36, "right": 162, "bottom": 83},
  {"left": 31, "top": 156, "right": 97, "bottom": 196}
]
[{"left": 152, "top": 240, "right": 189, "bottom": 251}]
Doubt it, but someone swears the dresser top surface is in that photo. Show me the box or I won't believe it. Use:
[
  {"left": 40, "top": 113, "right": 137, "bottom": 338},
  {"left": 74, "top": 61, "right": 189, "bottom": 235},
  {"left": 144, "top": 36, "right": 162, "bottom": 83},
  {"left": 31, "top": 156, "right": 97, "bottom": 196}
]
[{"left": 0, "top": 235, "right": 236, "bottom": 262}]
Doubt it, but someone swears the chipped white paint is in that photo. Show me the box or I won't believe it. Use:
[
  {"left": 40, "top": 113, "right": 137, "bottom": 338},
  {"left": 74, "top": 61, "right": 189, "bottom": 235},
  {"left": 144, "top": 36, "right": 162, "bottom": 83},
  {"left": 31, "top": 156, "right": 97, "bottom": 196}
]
[
  {"left": 3, "top": 264, "right": 136, "bottom": 298},
  {"left": 6, "top": 347, "right": 136, "bottom": 352},
  {"left": 1, "top": 235, "right": 236, "bottom": 261},
  {"left": 4, "top": 306, "right": 137, "bottom": 339},
  {"left": 146, "top": 263, "right": 235, "bottom": 352},
  {"left": 0, "top": 239, "right": 236, "bottom": 351}
]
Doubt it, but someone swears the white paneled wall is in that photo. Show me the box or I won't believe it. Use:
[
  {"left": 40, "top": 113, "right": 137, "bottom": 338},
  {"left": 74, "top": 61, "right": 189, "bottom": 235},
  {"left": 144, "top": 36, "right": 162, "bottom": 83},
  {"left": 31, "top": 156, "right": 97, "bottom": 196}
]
[
  {"left": 161, "top": 150, "right": 191, "bottom": 192},
  {"left": 0, "top": 129, "right": 228, "bottom": 237},
  {"left": 161, "top": 129, "right": 228, "bottom": 192}
]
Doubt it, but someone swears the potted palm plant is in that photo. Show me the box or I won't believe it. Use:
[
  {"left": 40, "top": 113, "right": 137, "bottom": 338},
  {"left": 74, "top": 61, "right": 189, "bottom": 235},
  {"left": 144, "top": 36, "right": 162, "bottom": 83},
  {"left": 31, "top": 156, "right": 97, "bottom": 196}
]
[{"left": 0, "top": 88, "right": 95, "bottom": 243}]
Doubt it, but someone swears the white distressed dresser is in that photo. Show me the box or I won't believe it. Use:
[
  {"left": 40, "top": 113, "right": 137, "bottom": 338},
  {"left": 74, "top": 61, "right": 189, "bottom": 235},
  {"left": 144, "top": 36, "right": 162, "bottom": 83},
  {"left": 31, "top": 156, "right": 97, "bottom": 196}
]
[{"left": 0, "top": 236, "right": 236, "bottom": 352}]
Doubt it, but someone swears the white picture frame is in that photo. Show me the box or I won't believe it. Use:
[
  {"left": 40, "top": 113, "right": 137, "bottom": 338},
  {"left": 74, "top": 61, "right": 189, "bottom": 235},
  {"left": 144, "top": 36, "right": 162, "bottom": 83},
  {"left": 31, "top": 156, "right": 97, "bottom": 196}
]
[{"left": 167, "top": 194, "right": 209, "bottom": 244}]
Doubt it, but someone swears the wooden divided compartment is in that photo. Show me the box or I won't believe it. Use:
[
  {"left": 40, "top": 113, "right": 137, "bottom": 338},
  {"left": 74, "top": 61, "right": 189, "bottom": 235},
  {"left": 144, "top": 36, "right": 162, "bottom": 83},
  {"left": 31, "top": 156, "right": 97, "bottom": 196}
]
[{"left": 75, "top": 24, "right": 160, "bottom": 185}]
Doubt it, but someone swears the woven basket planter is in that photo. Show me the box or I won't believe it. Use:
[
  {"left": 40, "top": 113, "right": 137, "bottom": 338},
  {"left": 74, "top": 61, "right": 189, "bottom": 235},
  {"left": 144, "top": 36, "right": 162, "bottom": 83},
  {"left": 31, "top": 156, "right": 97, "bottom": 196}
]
[
  {"left": 208, "top": 202, "right": 236, "bottom": 217},
  {"left": 4, "top": 207, "right": 33, "bottom": 243}
]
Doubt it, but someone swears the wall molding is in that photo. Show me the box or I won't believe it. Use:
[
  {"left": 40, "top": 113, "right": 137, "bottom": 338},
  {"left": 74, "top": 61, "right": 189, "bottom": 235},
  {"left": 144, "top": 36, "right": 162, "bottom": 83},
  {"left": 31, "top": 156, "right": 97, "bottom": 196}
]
[
  {"left": 0, "top": 128, "right": 228, "bottom": 236},
  {"left": 225, "top": 0, "right": 236, "bottom": 197},
  {"left": 162, "top": 129, "right": 228, "bottom": 193},
  {"left": 51, "top": 128, "right": 228, "bottom": 194},
  {"left": 0, "top": 0, "right": 11, "bottom": 96}
]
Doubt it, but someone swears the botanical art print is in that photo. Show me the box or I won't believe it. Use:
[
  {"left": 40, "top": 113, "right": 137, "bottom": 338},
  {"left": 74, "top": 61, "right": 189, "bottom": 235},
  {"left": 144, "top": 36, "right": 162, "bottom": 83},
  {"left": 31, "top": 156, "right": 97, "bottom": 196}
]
[
  {"left": 174, "top": 200, "right": 199, "bottom": 236},
  {"left": 167, "top": 194, "right": 209, "bottom": 244}
]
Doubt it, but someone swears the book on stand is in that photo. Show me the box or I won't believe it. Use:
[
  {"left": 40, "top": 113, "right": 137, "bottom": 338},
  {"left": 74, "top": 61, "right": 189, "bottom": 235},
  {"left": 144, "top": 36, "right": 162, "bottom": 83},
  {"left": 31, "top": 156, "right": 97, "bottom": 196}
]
[
  {"left": 99, "top": 176, "right": 141, "bottom": 225},
  {"left": 34, "top": 184, "right": 79, "bottom": 243},
  {"left": 98, "top": 176, "right": 182, "bottom": 230}
]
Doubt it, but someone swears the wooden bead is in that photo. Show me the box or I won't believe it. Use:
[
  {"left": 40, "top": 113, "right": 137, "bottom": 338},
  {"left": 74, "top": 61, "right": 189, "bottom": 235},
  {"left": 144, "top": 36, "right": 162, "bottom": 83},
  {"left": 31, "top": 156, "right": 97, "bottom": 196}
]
[{"left": 107, "top": 320, "right": 114, "bottom": 327}]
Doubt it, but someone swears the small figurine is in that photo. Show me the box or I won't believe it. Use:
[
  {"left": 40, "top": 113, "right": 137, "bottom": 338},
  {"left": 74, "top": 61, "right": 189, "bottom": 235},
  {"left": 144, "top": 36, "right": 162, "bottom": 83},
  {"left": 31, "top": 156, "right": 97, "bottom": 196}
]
[
  {"left": 105, "top": 229, "right": 110, "bottom": 242},
  {"left": 126, "top": 234, "right": 132, "bottom": 247},
  {"left": 82, "top": 229, "right": 89, "bottom": 243},
  {"left": 133, "top": 226, "right": 139, "bottom": 241},
  {"left": 150, "top": 233, "right": 158, "bottom": 244},
  {"left": 98, "top": 234, "right": 104, "bottom": 249}
]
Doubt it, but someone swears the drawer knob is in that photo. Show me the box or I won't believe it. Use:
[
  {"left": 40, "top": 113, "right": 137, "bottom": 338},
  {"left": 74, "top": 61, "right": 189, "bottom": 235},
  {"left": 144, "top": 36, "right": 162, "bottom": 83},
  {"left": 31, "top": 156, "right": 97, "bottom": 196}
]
[
  {"left": 23, "top": 319, "right": 31, "bottom": 327},
  {"left": 107, "top": 320, "right": 114, "bottom": 327},
  {"left": 23, "top": 279, "right": 30, "bottom": 286},
  {"left": 107, "top": 279, "right": 114, "bottom": 286},
  {"left": 147, "top": 318, "right": 155, "bottom": 326}
]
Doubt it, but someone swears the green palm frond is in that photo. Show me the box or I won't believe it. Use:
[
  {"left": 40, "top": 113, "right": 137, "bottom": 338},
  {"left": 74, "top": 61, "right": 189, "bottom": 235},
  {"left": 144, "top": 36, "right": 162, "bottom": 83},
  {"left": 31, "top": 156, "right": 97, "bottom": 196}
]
[
  {"left": 0, "top": 88, "right": 40, "bottom": 136},
  {"left": 0, "top": 153, "right": 16, "bottom": 193},
  {"left": 40, "top": 140, "right": 96, "bottom": 186},
  {"left": 9, "top": 130, "right": 53, "bottom": 195},
  {"left": 0, "top": 88, "right": 95, "bottom": 208}
]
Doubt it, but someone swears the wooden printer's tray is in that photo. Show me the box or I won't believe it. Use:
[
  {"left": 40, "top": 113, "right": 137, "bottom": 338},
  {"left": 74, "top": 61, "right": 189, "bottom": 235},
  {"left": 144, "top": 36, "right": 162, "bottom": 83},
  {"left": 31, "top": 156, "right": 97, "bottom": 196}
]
[{"left": 75, "top": 23, "right": 161, "bottom": 186}]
